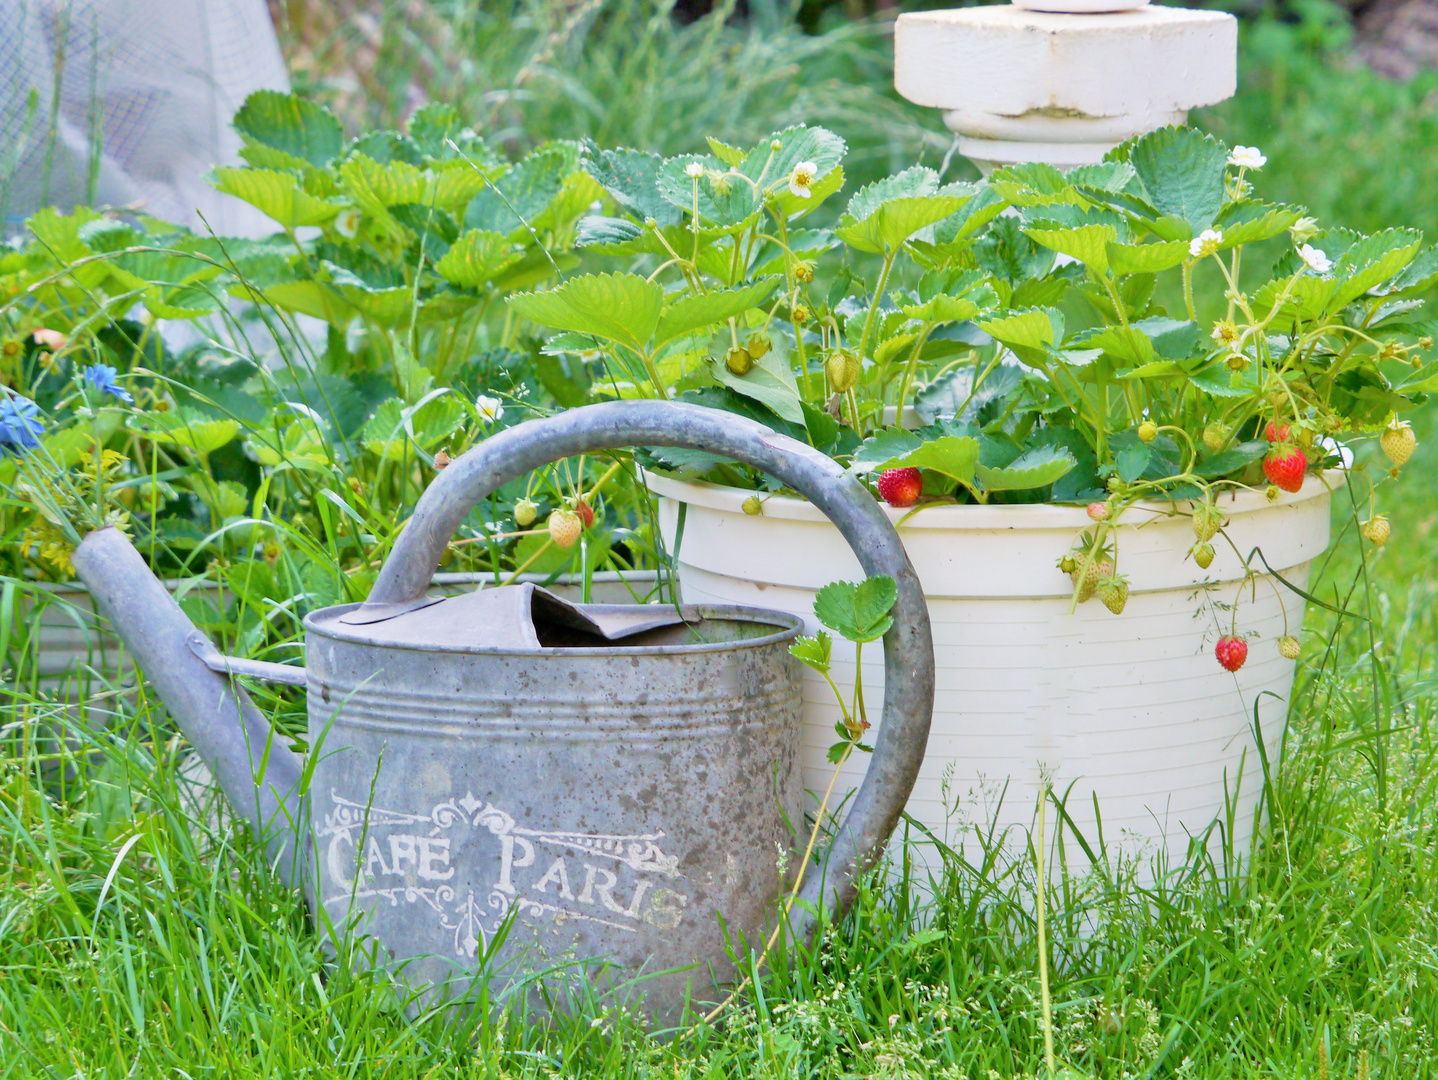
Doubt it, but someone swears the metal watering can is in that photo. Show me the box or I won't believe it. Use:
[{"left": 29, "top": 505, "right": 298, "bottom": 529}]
[{"left": 71, "top": 400, "right": 934, "bottom": 1023}]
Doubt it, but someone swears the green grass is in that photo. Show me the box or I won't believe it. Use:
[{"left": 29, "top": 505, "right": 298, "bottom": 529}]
[
  {"left": 6, "top": 4, "right": 1438, "bottom": 1076},
  {"left": 4, "top": 421, "right": 1438, "bottom": 1076}
]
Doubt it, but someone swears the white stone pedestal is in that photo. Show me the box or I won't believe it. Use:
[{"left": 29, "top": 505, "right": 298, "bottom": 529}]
[{"left": 894, "top": 5, "right": 1238, "bottom": 173}]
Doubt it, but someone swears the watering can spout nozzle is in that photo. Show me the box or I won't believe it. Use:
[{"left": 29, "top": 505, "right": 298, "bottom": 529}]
[{"left": 69, "top": 527, "right": 308, "bottom": 886}]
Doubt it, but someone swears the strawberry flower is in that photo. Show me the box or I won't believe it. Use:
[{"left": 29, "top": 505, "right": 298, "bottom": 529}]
[
  {"left": 1189, "top": 229, "right": 1222, "bottom": 259},
  {"left": 476, "top": 394, "right": 504, "bottom": 421},
  {"left": 788, "top": 161, "right": 818, "bottom": 199},
  {"left": 1298, "top": 244, "right": 1333, "bottom": 274},
  {"left": 684, "top": 161, "right": 705, "bottom": 179},
  {"left": 1227, "top": 145, "right": 1267, "bottom": 169}
]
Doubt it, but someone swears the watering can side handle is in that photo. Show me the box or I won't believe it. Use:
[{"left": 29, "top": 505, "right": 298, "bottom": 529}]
[
  {"left": 362, "top": 399, "right": 935, "bottom": 941},
  {"left": 186, "top": 632, "right": 309, "bottom": 687}
]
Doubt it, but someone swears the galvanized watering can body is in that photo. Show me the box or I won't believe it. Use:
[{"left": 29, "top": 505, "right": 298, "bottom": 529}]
[
  {"left": 303, "top": 591, "right": 803, "bottom": 1012},
  {"left": 71, "top": 400, "right": 935, "bottom": 1023}
]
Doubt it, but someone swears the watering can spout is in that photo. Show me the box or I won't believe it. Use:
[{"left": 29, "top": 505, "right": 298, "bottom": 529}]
[{"left": 70, "top": 527, "right": 307, "bottom": 887}]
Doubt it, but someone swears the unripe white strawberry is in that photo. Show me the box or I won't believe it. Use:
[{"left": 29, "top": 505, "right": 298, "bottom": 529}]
[
  {"left": 1192, "top": 501, "right": 1224, "bottom": 542},
  {"left": 1380, "top": 421, "right": 1415, "bottom": 467},
  {"left": 1361, "top": 515, "right": 1390, "bottom": 546},
  {"left": 1098, "top": 573, "right": 1129, "bottom": 615},
  {"left": 742, "top": 495, "right": 763, "bottom": 515},
  {"left": 1278, "top": 635, "right": 1301, "bottom": 660},
  {"left": 825, "top": 349, "right": 861, "bottom": 393},
  {"left": 548, "top": 509, "right": 582, "bottom": 548}
]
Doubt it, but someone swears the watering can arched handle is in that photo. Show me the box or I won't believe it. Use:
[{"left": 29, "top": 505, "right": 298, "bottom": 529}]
[{"left": 362, "top": 399, "right": 934, "bottom": 939}]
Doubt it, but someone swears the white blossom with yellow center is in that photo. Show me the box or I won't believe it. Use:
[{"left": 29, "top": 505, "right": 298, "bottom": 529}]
[
  {"left": 1189, "top": 229, "right": 1223, "bottom": 259},
  {"left": 788, "top": 161, "right": 818, "bottom": 199}
]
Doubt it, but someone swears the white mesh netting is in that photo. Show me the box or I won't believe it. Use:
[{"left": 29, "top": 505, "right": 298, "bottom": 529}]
[{"left": 0, "top": 0, "right": 289, "bottom": 236}]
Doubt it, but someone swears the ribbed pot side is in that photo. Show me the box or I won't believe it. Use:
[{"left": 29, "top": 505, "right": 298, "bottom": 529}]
[{"left": 647, "top": 472, "right": 1332, "bottom": 877}]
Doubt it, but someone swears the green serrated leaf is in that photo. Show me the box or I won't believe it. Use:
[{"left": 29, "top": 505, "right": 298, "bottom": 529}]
[
  {"left": 583, "top": 146, "right": 683, "bottom": 227},
  {"left": 975, "top": 444, "right": 1076, "bottom": 492},
  {"left": 977, "top": 308, "right": 1064, "bottom": 354},
  {"left": 881, "top": 435, "right": 979, "bottom": 486},
  {"left": 654, "top": 279, "right": 779, "bottom": 349},
  {"left": 1327, "top": 228, "right": 1424, "bottom": 313},
  {"left": 507, "top": 273, "right": 664, "bottom": 353},
  {"left": 1126, "top": 126, "right": 1228, "bottom": 233},
  {"left": 706, "top": 137, "right": 747, "bottom": 168},
  {"left": 1195, "top": 439, "right": 1268, "bottom": 478},
  {"left": 1212, "top": 201, "right": 1303, "bottom": 249},
  {"left": 711, "top": 340, "right": 804, "bottom": 425},
  {"left": 210, "top": 167, "right": 340, "bottom": 228},
  {"left": 1023, "top": 223, "right": 1118, "bottom": 275},
  {"left": 813, "top": 576, "right": 897, "bottom": 643},
  {"left": 233, "top": 90, "right": 345, "bottom": 170},
  {"left": 789, "top": 631, "right": 832, "bottom": 673},
  {"left": 852, "top": 428, "right": 924, "bottom": 471},
  {"left": 131, "top": 412, "right": 240, "bottom": 456},
  {"left": 435, "top": 230, "right": 521, "bottom": 288},
  {"left": 1107, "top": 239, "right": 1189, "bottom": 275}
]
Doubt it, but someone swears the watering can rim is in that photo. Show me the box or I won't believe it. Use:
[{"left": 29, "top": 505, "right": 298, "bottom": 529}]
[{"left": 303, "top": 599, "right": 805, "bottom": 658}]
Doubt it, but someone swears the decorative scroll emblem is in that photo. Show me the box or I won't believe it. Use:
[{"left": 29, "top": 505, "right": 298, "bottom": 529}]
[{"left": 317, "top": 791, "right": 691, "bottom": 958}]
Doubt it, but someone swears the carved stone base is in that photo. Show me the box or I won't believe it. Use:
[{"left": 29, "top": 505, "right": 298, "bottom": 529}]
[{"left": 894, "top": 5, "right": 1238, "bottom": 173}]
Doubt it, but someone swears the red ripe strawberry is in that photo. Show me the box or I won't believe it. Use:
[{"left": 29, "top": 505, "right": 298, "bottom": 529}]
[
  {"left": 574, "top": 498, "right": 595, "bottom": 529},
  {"left": 1215, "top": 634, "right": 1249, "bottom": 672},
  {"left": 1265, "top": 421, "right": 1291, "bottom": 443},
  {"left": 1262, "top": 445, "right": 1307, "bottom": 493},
  {"left": 877, "top": 468, "right": 923, "bottom": 508}
]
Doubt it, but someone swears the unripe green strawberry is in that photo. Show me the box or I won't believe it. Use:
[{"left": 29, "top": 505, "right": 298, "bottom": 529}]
[
  {"left": 1098, "top": 574, "right": 1129, "bottom": 615},
  {"left": 1203, "top": 423, "right": 1230, "bottom": 452},
  {"left": 742, "top": 495, "right": 763, "bottom": 516},
  {"left": 1193, "top": 542, "right": 1215, "bottom": 569},
  {"left": 825, "top": 349, "right": 861, "bottom": 393},
  {"left": 1380, "top": 420, "right": 1415, "bottom": 467},
  {"left": 514, "top": 497, "right": 538, "bottom": 528},
  {"left": 1361, "top": 515, "right": 1390, "bottom": 546},
  {"left": 548, "top": 509, "right": 582, "bottom": 548},
  {"left": 1059, "top": 554, "right": 1077, "bottom": 574},
  {"left": 1192, "top": 501, "right": 1224, "bottom": 542},
  {"left": 725, "top": 345, "right": 753, "bottom": 376},
  {"left": 1266, "top": 484, "right": 1281, "bottom": 502},
  {"left": 1278, "top": 635, "right": 1301, "bottom": 660},
  {"left": 1071, "top": 557, "right": 1112, "bottom": 604},
  {"left": 745, "top": 332, "right": 771, "bottom": 359},
  {"left": 1137, "top": 420, "right": 1158, "bottom": 443}
]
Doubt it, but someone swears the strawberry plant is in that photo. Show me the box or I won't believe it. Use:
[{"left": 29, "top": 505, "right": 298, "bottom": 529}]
[{"left": 502, "top": 124, "right": 1433, "bottom": 662}]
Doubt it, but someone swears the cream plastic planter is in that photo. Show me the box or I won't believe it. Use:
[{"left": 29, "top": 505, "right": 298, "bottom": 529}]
[{"left": 647, "top": 472, "right": 1332, "bottom": 873}]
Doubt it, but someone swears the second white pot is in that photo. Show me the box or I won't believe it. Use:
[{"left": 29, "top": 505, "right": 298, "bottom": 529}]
[{"left": 648, "top": 471, "right": 1332, "bottom": 875}]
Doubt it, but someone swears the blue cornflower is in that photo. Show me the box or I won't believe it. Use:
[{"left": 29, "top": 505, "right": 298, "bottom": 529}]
[
  {"left": 82, "top": 363, "right": 133, "bottom": 403},
  {"left": 0, "top": 395, "right": 43, "bottom": 453}
]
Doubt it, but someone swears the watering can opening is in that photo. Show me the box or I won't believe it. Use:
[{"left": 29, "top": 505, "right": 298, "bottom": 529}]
[{"left": 312, "top": 582, "right": 781, "bottom": 653}]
